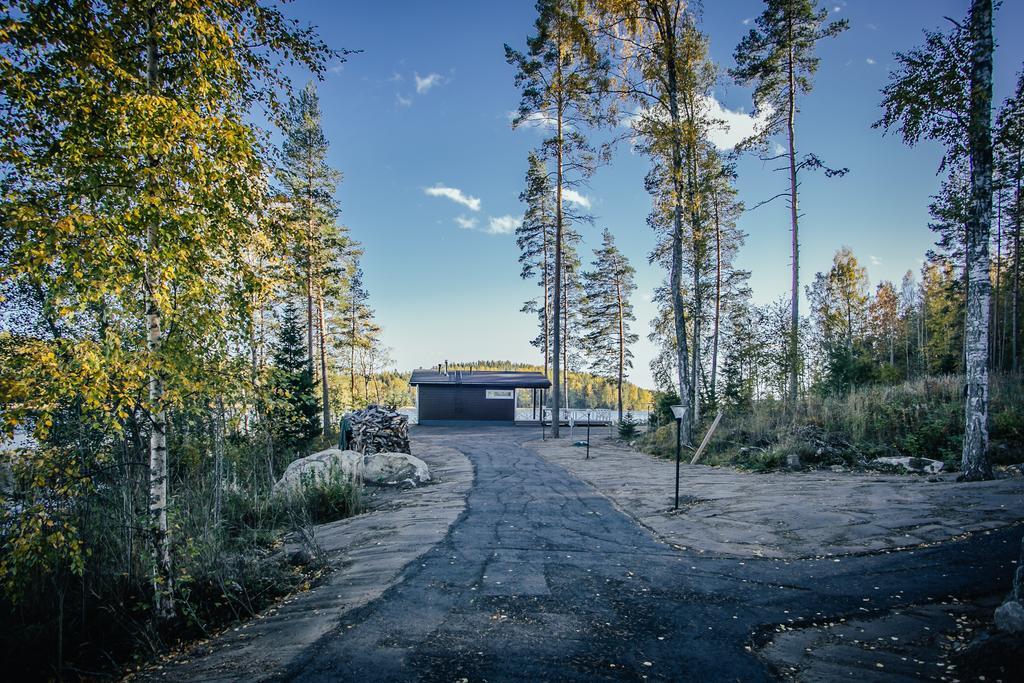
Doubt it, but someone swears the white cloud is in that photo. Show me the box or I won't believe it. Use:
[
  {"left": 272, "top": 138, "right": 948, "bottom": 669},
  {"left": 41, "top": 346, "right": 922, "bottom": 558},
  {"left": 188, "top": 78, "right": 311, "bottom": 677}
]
[
  {"left": 425, "top": 185, "right": 481, "bottom": 211},
  {"left": 562, "top": 188, "right": 592, "bottom": 209},
  {"left": 870, "top": 255, "right": 882, "bottom": 266},
  {"left": 508, "top": 110, "right": 561, "bottom": 130},
  {"left": 705, "top": 96, "right": 772, "bottom": 150},
  {"left": 487, "top": 215, "right": 521, "bottom": 235},
  {"left": 415, "top": 72, "right": 443, "bottom": 94},
  {"left": 396, "top": 93, "right": 413, "bottom": 107},
  {"left": 742, "top": 17, "right": 752, "bottom": 26},
  {"left": 455, "top": 215, "right": 478, "bottom": 230},
  {"left": 328, "top": 63, "right": 345, "bottom": 75},
  {"left": 866, "top": 57, "right": 876, "bottom": 65},
  {"left": 623, "top": 95, "right": 771, "bottom": 150}
]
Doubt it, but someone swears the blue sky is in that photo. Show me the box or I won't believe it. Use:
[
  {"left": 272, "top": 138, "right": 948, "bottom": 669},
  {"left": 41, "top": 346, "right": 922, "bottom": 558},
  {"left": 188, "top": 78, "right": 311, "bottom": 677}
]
[{"left": 280, "top": 1, "right": 1023, "bottom": 389}]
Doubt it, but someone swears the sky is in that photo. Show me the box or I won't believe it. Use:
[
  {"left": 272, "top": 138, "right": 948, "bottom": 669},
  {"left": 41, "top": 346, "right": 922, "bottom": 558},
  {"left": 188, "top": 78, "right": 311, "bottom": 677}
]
[{"left": 276, "top": 0, "right": 1024, "bottom": 390}]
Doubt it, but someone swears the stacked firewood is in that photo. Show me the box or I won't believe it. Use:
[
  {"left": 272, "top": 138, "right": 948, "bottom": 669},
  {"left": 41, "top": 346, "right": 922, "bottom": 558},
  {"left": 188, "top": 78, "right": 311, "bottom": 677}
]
[{"left": 348, "top": 404, "right": 411, "bottom": 455}]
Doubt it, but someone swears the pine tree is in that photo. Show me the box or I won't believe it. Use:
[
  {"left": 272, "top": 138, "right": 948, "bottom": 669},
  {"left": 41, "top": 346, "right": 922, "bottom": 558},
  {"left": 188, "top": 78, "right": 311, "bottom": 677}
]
[
  {"left": 517, "top": 151, "right": 556, "bottom": 377},
  {"left": 269, "top": 300, "right": 320, "bottom": 453},
  {"left": 581, "top": 230, "right": 638, "bottom": 421},
  {"left": 995, "top": 73, "right": 1024, "bottom": 371},
  {"left": 278, "top": 82, "right": 350, "bottom": 436},
  {"left": 732, "top": 0, "right": 848, "bottom": 405},
  {"left": 507, "top": 0, "right": 611, "bottom": 436}
]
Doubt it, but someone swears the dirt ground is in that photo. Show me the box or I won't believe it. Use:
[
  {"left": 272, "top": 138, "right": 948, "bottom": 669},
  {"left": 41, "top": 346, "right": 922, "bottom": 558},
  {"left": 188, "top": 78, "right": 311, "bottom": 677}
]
[{"left": 528, "top": 435, "right": 1024, "bottom": 559}]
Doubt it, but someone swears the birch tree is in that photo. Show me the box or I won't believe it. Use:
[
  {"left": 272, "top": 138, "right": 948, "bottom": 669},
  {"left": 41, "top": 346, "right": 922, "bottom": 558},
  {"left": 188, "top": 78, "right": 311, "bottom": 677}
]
[
  {"left": 507, "top": 0, "right": 611, "bottom": 436},
  {"left": 581, "top": 229, "right": 638, "bottom": 420},
  {"left": 960, "top": 0, "right": 994, "bottom": 481},
  {"left": 0, "top": 0, "right": 334, "bottom": 619},
  {"left": 731, "top": 0, "right": 847, "bottom": 405}
]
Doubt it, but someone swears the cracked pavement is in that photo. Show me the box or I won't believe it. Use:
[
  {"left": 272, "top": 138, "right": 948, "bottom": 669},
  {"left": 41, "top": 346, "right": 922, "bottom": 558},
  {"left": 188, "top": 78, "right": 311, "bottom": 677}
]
[{"left": 276, "top": 425, "right": 1021, "bottom": 681}]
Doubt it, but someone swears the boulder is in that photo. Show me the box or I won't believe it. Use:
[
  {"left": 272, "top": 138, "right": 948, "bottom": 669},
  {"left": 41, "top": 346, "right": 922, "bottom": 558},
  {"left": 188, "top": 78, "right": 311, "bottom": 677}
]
[
  {"left": 995, "top": 600, "right": 1024, "bottom": 634},
  {"left": 363, "top": 451, "right": 431, "bottom": 488},
  {"left": 272, "top": 448, "right": 363, "bottom": 498},
  {"left": 785, "top": 453, "right": 801, "bottom": 470},
  {"left": 869, "top": 456, "right": 944, "bottom": 474}
]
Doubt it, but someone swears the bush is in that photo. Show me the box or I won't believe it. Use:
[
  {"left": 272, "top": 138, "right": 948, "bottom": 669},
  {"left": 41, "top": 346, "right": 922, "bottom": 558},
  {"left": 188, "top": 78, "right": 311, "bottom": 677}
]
[
  {"left": 277, "top": 466, "right": 362, "bottom": 526},
  {"left": 638, "top": 373, "right": 1024, "bottom": 472}
]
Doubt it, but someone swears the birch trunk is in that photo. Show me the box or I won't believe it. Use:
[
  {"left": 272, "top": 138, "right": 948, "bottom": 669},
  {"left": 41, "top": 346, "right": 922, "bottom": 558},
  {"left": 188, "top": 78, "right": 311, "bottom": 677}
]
[
  {"left": 667, "top": 86, "right": 692, "bottom": 442},
  {"left": 317, "top": 286, "right": 331, "bottom": 434},
  {"left": 960, "top": 0, "right": 994, "bottom": 481},
  {"left": 145, "top": 10, "right": 173, "bottom": 620},
  {"left": 711, "top": 192, "right": 722, "bottom": 404},
  {"left": 616, "top": 281, "right": 625, "bottom": 422}
]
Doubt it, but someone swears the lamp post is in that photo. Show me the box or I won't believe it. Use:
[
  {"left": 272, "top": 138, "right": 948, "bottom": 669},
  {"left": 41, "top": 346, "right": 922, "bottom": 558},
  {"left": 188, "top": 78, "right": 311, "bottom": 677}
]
[
  {"left": 586, "top": 411, "right": 591, "bottom": 459},
  {"left": 670, "top": 405, "right": 687, "bottom": 510}
]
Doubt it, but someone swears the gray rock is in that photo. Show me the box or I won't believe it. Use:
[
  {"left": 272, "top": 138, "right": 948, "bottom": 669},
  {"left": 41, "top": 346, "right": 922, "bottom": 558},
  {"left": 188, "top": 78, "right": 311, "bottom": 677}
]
[
  {"left": 870, "top": 456, "right": 944, "bottom": 474},
  {"left": 363, "top": 452, "right": 431, "bottom": 487},
  {"left": 786, "top": 453, "right": 801, "bottom": 469},
  {"left": 272, "top": 448, "right": 363, "bottom": 497},
  {"left": 994, "top": 600, "right": 1024, "bottom": 633}
]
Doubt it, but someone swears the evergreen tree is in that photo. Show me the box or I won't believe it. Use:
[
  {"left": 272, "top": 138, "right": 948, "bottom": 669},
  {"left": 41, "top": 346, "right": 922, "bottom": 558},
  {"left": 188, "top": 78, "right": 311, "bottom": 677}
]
[
  {"left": 268, "top": 300, "right": 320, "bottom": 453},
  {"left": 807, "top": 247, "right": 871, "bottom": 393},
  {"left": 731, "top": 0, "right": 848, "bottom": 405},
  {"left": 507, "top": 0, "right": 612, "bottom": 436},
  {"left": 516, "top": 151, "right": 556, "bottom": 377},
  {"left": 581, "top": 229, "right": 638, "bottom": 421},
  {"left": 278, "top": 82, "right": 351, "bottom": 436}
]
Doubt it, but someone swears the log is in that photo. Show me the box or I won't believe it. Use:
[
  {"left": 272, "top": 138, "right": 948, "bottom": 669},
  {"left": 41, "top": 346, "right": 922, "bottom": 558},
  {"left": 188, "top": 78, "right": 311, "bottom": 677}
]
[{"left": 689, "top": 411, "right": 723, "bottom": 465}]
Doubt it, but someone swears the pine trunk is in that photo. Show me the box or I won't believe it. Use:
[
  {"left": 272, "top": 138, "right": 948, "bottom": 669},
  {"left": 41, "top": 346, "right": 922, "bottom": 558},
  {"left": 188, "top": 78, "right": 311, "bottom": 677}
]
[
  {"left": 786, "top": 26, "right": 801, "bottom": 405},
  {"left": 551, "top": 69, "right": 564, "bottom": 436},
  {"left": 960, "top": 0, "right": 994, "bottom": 481}
]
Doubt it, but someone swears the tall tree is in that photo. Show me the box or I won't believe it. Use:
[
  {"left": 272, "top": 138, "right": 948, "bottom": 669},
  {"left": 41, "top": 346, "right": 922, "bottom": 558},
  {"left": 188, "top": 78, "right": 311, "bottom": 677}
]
[
  {"left": 517, "top": 151, "right": 556, "bottom": 377},
  {"left": 0, "top": 0, "right": 334, "bottom": 619},
  {"left": 995, "top": 73, "right": 1024, "bottom": 371},
  {"left": 731, "top": 0, "right": 848, "bottom": 405},
  {"left": 593, "top": 2, "right": 715, "bottom": 443},
  {"left": 581, "top": 229, "right": 638, "bottom": 420},
  {"left": 278, "top": 82, "right": 349, "bottom": 436},
  {"left": 507, "top": 0, "right": 611, "bottom": 436},
  {"left": 960, "top": 0, "right": 994, "bottom": 481}
]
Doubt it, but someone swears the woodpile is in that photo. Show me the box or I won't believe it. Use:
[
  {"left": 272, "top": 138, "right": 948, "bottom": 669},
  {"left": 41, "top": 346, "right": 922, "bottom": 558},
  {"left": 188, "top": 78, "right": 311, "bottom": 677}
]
[{"left": 348, "top": 404, "right": 411, "bottom": 455}]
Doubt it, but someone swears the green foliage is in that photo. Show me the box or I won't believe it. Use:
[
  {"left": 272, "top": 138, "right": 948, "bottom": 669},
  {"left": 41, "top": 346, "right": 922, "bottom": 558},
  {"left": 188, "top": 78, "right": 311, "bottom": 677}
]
[
  {"left": 617, "top": 412, "right": 639, "bottom": 439},
  {"left": 269, "top": 301, "right": 320, "bottom": 453},
  {"left": 282, "top": 468, "right": 362, "bottom": 526}
]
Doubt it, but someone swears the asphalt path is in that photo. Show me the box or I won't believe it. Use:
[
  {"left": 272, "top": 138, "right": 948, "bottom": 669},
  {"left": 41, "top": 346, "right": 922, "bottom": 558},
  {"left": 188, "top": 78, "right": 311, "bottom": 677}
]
[{"left": 280, "top": 425, "right": 1019, "bottom": 681}]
